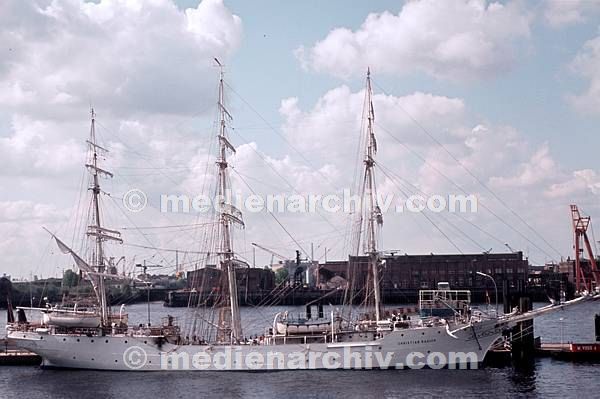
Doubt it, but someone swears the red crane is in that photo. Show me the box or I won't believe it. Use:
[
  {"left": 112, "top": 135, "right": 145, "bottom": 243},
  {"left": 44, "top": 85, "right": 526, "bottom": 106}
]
[{"left": 570, "top": 204, "right": 600, "bottom": 292}]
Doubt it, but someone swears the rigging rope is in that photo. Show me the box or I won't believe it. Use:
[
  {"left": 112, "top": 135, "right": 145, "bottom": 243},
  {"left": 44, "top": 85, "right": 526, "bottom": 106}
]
[
  {"left": 372, "top": 79, "right": 564, "bottom": 261},
  {"left": 374, "top": 121, "right": 558, "bottom": 263}
]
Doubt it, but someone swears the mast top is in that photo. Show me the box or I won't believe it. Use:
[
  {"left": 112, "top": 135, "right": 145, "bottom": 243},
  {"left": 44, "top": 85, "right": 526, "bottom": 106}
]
[{"left": 214, "top": 58, "right": 225, "bottom": 80}]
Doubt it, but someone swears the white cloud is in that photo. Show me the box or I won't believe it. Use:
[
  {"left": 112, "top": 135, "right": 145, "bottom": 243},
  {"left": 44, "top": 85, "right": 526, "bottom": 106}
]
[
  {"left": 543, "top": 0, "right": 600, "bottom": 28},
  {"left": 0, "top": 0, "right": 598, "bottom": 276},
  {"left": 489, "top": 143, "right": 557, "bottom": 188},
  {"left": 0, "top": 200, "right": 67, "bottom": 223},
  {"left": 546, "top": 169, "right": 600, "bottom": 198},
  {"left": 296, "top": 0, "right": 531, "bottom": 80},
  {"left": 279, "top": 86, "right": 466, "bottom": 167},
  {"left": 0, "top": 0, "right": 242, "bottom": 118},
  {"left": 0, "top": 0, "right": 244, "bottom": 277},
  {"left": 568, "top": 34, "right": 600, "bottom": 114},
  {"left": 275, "top": 83, "right": 600, "bottom": 262},
  {"left": 0, "top": 116, "right": 84, "bottom": 177},
  {"left": 0, "top": 0, "right": 243, "bottom": 183}
]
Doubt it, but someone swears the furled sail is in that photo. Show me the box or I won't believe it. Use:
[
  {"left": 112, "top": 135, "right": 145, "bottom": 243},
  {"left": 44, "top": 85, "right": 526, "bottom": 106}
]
[{"left": 45, "top": 228, "right": 101, "bottom": 299}]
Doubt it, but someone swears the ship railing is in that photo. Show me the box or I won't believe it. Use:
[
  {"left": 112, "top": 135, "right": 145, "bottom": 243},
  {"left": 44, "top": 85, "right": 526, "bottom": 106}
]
[
  {"left": 419, "top": 289, "right": 471, "bottom": 305},
  {"left": 470, "top": 306, "right": 499, "bottom": 320},
  {"left": 266, "top": 333, "right": 331, "bottom": 345},
  {"left": 419, "top": 299, "right": 470, "bottom": 308},
  {"left": 161, "top": 315, "right": 178, "bottom": 328},
  {"left": 6, "top": 323, "right": 44, "bottom": 333},
  {"left": 55, "top": 326, "right": 101, "bottom": 335},
  {"left": 281, "top": 312, "right": 332, "bottom": 324}
]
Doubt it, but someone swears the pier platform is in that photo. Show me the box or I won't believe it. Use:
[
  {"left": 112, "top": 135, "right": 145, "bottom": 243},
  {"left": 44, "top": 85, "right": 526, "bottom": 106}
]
[
  {"left": 0, "top": 339, "right": 41, "bottom": 366},
  {"left": 536, "top": 343, "right": 600, "bottom": 361}
]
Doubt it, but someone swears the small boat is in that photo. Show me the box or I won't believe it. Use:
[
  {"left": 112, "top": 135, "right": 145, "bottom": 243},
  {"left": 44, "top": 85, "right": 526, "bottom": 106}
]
[
  {"left": 42, "top": 310, "right": 101, "bottom": 328},
  {"left": 275, "top": 307, "right": 345, "bottom": 335}
]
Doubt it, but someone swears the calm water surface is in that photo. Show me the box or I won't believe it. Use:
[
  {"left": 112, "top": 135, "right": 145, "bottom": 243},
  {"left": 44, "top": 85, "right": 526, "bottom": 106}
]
[{"left": 1, "top": 301, "right": 598, "bottom": 398}]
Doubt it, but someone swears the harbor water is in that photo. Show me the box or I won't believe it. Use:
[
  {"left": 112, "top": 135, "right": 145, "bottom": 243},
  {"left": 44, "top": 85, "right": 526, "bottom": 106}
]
[{"left": 1, "top": 301, "right": 598, "bottom": 399}]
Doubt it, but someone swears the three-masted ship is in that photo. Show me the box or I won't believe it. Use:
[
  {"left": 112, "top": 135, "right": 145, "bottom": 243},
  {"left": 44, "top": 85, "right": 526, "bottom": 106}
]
[{"left": 6, "top": 66, "right": 599, "bottom": 371}]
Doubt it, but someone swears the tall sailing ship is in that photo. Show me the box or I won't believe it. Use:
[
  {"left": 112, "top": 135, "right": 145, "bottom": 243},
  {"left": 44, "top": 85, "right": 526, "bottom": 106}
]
[{"left": 6, "top": 66, "right": 599, "bottom": 371}]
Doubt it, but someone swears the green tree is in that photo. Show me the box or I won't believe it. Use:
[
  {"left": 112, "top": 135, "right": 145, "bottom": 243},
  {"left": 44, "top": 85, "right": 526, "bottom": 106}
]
[
  {"left": 275, "top": 268, "right": 289, "bottom": 285},
  {"left": 62, "top": 269, "right": 80, "bottom": 288}
]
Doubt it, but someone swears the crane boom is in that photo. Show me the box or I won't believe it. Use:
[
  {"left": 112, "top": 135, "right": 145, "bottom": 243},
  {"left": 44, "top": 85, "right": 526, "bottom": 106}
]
[
  {"left": 571, "top": 204, "right": 600, "bottom": 292},
  {"left": 251, "top": 243, "right": 288, "bottom": 260}
]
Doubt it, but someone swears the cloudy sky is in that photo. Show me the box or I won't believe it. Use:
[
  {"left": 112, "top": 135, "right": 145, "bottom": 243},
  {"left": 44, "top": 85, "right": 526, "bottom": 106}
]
[{"left": 1, "top": 0, "right": 599, "bottom": 279}]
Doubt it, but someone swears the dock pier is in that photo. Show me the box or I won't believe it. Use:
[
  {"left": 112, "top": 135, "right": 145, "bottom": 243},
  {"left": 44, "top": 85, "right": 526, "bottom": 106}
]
[
  {"left": 535, "top": 342, "right": 600, "bottom": 361},
  {"left": 0, "top": 338, "right": 41, "bottom": 366}
]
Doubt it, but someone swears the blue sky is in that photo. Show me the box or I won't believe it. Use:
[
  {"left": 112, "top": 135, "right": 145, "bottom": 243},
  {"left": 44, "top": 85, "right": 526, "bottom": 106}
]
[
  {"left": 1, "top": 0, "right": 600, "bottom": 278},
  {"left": 182, "top": 0, "right": 600, "bottom": 171}
]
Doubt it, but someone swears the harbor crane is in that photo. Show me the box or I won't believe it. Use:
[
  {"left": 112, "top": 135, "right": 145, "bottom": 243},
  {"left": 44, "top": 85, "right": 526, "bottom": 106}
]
[
  {"left": 570, "top": 204, "right": 600, "bottom": 292},
  {"left": 251, "top": 242, "right": 289, "bottom": 267}
]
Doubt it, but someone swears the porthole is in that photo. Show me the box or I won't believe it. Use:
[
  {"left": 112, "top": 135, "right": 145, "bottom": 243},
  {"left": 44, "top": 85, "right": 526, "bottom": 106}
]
[
  {"left": 125, "top": 340, "right": 128, "bottom": 344},
  {"left": 91, "top": 339, "right": 94, "bottom": 343},
  {"left": 77, "top": 338, "right": 80, "bottom": 342},
  {"left": 105, "top": 340, "right": 109, "bottom": 343},
  {"left": 63, "top": 338, "right": 66, "bottom": 342}
]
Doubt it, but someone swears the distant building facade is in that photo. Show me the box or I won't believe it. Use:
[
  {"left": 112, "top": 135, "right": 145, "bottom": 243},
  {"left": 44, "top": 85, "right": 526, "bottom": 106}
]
[
  {"left": 317, "top": 252, "right": 529, "bottom": 302},
  {"left": 186, "top": 266, "right": 274, "bottom": 295}
]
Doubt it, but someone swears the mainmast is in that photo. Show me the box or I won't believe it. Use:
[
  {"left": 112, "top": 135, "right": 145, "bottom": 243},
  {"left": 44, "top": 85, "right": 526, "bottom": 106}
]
[
  {"left": 85, "top": 108, "right": 122, "bottom": 326},
  {"left": 360, "top": 69, "right": 383, "bottom": 321},
  {"left": 214, "top": 59, "right": 243, "bottom": 343}
]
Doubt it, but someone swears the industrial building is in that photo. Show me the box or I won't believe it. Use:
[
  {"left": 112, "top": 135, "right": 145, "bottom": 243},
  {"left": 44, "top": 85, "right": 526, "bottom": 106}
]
[
  {"left": 317, "top": 252, "right": 529, "bottom": 303},
  {"left": 186, "top": 266, "right": 275, "bottom": 295},
  {"left": 168, "top": 252, "right": 532, "bottom": 306}
]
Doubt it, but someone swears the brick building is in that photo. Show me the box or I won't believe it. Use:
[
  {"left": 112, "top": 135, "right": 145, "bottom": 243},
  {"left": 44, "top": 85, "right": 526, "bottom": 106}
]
[
  {"left": 318, "top": 252, "right": 529, "bottom": 302},
  {"left": 186, "top": 266, "right": 274, "bottom": 295}
]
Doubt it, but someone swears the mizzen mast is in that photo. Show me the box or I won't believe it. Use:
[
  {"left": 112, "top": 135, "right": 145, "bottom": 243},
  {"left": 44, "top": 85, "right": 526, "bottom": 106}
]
[
  {"left": 85, "top": 108, "right": 122, "bottom": 326},
  {"left": 214, "top": 59, "right": 243, "bottom": 343},
  {"left": 359, "top": 69, "right": 383, "bottom": 321}
]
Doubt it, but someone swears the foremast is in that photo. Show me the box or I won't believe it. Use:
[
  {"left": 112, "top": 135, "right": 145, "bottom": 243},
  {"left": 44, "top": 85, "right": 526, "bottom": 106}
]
[
  {"left": 214, "top": 60, "right": 243, "bottom": 343},
  {"left": 85, "top": 109, "right": 122, "bottom": 326},
  {"left": 358, "top": 69, "right": 383, "bottom": 322}
]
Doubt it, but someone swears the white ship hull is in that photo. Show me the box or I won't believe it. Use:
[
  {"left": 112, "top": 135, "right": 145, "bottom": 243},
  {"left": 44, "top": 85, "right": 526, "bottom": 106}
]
[
  {"left": 8, "top": 319, "right": 504, "bottom": 371},
  {"left": 10, "top": 292, "right": 597, "bottom": 371}
]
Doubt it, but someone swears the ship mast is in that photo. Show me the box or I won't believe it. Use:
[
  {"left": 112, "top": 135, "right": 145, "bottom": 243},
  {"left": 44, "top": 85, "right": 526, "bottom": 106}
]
[
  {"left": 85, "top": 108, "right": 122, "bottom": 326},
  {"left": 361, "top": 69, "right": 383, "bottom": 322},
  {"left": 214, "top": 59, "right": 243, "bottom": 343}
]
